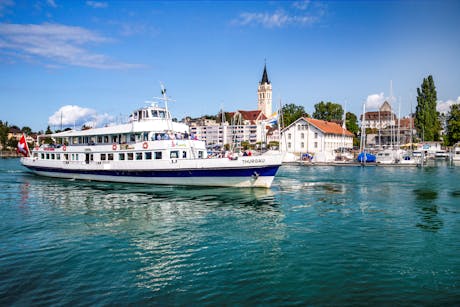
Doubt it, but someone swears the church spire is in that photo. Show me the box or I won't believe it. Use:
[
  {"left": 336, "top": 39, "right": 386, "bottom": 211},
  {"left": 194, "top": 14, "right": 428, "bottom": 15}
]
[{"left": 260, "top": 64, "right": 270, "bottom": 84}]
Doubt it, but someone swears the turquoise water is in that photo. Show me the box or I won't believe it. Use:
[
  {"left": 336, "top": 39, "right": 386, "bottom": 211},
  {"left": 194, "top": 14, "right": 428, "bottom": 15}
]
[{"left": 1, "top": 158, "right": 459, "bottom": 305}]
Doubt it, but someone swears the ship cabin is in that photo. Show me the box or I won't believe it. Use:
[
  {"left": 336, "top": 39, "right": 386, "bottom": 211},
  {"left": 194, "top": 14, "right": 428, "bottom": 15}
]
[{"left": 32, "top": 104, "right": 208, "bottom": 164}]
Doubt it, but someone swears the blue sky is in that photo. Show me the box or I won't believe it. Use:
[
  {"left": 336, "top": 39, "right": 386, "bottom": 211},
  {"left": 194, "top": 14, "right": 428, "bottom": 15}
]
[{"left": 1, "top": 0, "right": 459, "bottom": 131}]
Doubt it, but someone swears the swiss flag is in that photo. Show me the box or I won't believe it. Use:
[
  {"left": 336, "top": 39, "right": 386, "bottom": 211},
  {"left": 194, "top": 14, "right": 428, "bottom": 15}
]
[{"left": 17, "top": 134, "right": 30, "bottom": 157}]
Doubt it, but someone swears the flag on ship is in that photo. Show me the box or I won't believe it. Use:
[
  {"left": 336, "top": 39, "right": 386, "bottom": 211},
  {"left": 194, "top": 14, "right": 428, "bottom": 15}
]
[{"left": 17, "top": 134, "right": 30, "bottom": 157}]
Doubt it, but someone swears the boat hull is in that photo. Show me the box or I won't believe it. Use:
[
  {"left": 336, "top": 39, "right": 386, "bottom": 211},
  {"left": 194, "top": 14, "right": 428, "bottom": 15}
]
[{"left": 21, "top": 156, "right": 282, "bottom": 188}]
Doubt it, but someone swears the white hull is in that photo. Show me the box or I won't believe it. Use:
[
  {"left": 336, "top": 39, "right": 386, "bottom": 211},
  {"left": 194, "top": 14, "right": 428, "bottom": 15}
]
[{"left": 21, "top": 154, "right": 282, "bottom": 188}]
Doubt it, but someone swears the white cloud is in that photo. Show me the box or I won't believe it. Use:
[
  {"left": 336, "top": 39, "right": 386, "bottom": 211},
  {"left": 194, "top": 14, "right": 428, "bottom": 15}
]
[
  {"left": 86, "top": 1, "right": 108, "bottom": 9},
  {"left": 437, "top": 97, "right": 460, "bottom": 114},
  {"left": 47, "top": 0, "right": 57, "bottom": 8},
  {"left": 232, "top": 9, "right": 319, "bottom": 28},
  {"left": 0, "top": 23, "right": 141, "bottom": 69},
  {"left": 292, "top": 0, "right": 310, "bottom": 10},
  {"left": 0, "top": 0, "right": 14, "bottom": 17},
  {"left": 48, "top": 105, "right": 114, "bottom": 128},
  {"left": 365, "top": 93, "right": 387, "bottom": 110}
]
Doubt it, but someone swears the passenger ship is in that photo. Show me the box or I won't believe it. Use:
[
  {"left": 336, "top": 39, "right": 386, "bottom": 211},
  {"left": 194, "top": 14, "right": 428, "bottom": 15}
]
[{"left": 20, "top": 92, "right": 283, "bottom": 188}]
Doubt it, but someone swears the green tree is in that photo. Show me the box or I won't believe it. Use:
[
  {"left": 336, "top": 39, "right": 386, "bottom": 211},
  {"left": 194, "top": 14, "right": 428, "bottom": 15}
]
[
  {"left": 415, "top": 75, "right": 441, "bottom": 141},
  {"left": 445, "top": 104, "right": 460, "bottom": 146},
  {"left": 313, "top": 101, "right": 344, "bottom": 122},
  {"left": 281, "top": 103, "right": 308, "bottom": 128},
  {"left": 0, "top": 121, "right": 9, "bottom": 149},
  {"left": 22, "top": 126, "right": 32, "bottom": 135},
  {"left": 345, "top": 112, "right": 359, "bottom": 135}
]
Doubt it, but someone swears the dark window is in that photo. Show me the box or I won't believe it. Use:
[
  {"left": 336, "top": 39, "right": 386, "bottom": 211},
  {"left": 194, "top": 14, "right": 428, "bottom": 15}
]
[
  {"left": 154, "top": 151, "right": 162, "bottom": 160},
  {"left": 136, "top": 152, "right": 142, "bottom": 160},
  {"left": 145, "top": 152, "right": 152, "bottom": 160}
]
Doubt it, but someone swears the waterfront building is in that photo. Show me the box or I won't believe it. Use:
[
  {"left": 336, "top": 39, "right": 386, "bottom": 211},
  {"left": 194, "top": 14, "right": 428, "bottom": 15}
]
[
  {"left": 190, "top": 64, "right": 274, "bottom": 148},
  {"left": 280, "top": 117, "right": 354, "bottom": 161},
  {"left": 361, "top": 101, "right": 397, "bottom": 130}
]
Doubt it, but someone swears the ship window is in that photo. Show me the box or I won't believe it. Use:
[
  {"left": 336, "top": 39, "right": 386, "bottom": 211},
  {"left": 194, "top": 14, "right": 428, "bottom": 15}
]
[
  {"left": 51, "top": 154, "right": 55, "bottom": 159},
  {"left": 151, "top": 110, "right": 158, "bottom": 117},
  {"left": 56, "top": 154, "right": 60, "bottom": 160},
  {"left": 46, "top": 153, "right": 50, "bottom": 159},
  {"left": 154, "top": 151, "right": 162, "bottom": 159},
  {"left": 119, "top": 153, "right": 125, "bottom": 160},
  {"left": 97, "top": 136, "right": 102, "bottom": 143},
  {"left": 101, "top": 154, "right": 106, "bottom": 161},
  {"left": 182, "top": 151, "right": 187, "bottom": 158},
  {"left": 104, "top": 136, "right": 109, "bottom": 143},
  {"left": 33, "top": 153, "right": 38, "bottom": 158},
  {"left": 108, "top": 153, "right": 113, "bottom": 161},
  {"left": 64, "top": 153, "right": 69, "bottom": 160},
  {"left": 159, "top": 111, "right": 165, "bottom": 118},
  {"left": 170, "top": 151, "right": 179, "bottom": 159},
  {"left": 136, "top": 152, "right": 143, "bottom": 160},
  {"left": 41, "top": 153, "right": 44, "bottom": 159},
  {"left": 198, "top": 151, "right": 204, "bottom": 159},
  {"left": 127, "top": 153, "right": 134, "bottom": 160},
  {"left": 112, "top": 136, "right": 118, "bottom": 143},
  {"left": 145, "top": 152, "right": 152, "bottom": 160}
]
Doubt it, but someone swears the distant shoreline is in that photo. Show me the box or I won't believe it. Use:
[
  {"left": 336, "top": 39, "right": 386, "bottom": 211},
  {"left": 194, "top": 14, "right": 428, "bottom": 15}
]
[{"left": 0, "top": 151, "right": 20, "bottom": 158}]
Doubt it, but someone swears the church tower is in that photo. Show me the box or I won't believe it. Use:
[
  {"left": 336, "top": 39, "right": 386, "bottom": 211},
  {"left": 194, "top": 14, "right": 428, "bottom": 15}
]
[{"left": 258, "top": 64, "right": 272, "bottom": 117}]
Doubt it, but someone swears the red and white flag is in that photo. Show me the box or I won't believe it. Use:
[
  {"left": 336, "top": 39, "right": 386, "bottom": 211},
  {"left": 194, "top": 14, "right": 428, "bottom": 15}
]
[{"left": 17, "top": 133, "right": 30, "bottom": 157}]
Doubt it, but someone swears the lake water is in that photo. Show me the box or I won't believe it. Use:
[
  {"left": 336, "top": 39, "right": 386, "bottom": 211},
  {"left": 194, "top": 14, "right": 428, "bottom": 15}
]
[{"left": 1, "top": 158, "right": 459, "bottom": 305}]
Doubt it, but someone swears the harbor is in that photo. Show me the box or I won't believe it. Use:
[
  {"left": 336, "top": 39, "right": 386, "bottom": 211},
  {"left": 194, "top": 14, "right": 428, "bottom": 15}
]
[{"left": 1, "top": 158, "right": 459, "bottom": 305}]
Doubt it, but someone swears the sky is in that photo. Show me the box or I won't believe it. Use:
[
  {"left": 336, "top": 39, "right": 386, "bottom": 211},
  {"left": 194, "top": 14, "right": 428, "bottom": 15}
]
[{"left": 0, "top": 0, "right": 459, "bottom": 132}]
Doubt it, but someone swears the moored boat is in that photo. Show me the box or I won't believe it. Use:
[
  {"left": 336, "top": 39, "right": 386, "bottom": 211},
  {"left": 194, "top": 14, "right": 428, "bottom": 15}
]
[{"left": 20, "top": 90, "right": 283, "bottom": 188}]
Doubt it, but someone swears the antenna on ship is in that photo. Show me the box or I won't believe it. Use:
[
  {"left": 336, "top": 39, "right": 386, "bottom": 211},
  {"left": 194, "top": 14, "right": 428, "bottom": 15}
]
[{"left": 152, "top": 82, "right": 176, "bottom": 131}]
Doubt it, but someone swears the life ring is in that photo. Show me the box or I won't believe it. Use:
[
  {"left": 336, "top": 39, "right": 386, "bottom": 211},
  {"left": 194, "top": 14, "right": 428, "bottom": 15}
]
[
  {"left": 143, "top": 142, "right": 148, "bottom": 149},
  {"left": 112, "top": 143, "right": 117, "bottom": 150},
  {"left": 62, "top": 145, "right": 66, "bottom": 151}
]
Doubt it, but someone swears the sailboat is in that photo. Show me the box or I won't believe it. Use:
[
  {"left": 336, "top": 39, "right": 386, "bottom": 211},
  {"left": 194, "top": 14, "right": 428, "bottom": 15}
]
[{"left": 357, "top": 103, "right": 376, "bottom": 163}]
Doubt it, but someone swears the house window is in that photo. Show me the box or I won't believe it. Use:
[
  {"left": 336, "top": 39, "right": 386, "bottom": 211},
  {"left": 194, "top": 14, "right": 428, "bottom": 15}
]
[
  {"left": 288, "top": 142, "right": 291, "bottom": 149},
  {"left": 314, "top": 132, "right": 318, "bottom": 139},
  {"left": 301, "top": 133, "right": 304, "bottom": 139},
  {"left": 301, "top": 142, "right": 304, "bottom": 148},
  {"left": 314, "top": 142, "right": 318, "bottom": 148},
  {"left": 288, "top": 133, "right": 291, "bottom": 140}
]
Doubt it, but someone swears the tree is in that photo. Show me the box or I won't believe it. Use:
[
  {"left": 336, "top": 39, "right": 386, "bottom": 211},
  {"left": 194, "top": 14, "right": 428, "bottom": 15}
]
[
  {"left": 22, "top": 126, "right": 32, "bottom": 135},
  {"left": 0, "top": 121, "right": 9, "bottom": 149},
  {"left": 415, "top": 75, "right": 441, "bottom": 141},
  {"left": 444, "top": 104, "right": 460, "bottom": 146},
  {"left": 345, "top": 112, "right": 359, "bottom": 135},
  {"left": 281, "top": 103, "right": 308, "bottom": 128},
  {"left": 313, "top": 101, "right": 343, "bottom": 122}
]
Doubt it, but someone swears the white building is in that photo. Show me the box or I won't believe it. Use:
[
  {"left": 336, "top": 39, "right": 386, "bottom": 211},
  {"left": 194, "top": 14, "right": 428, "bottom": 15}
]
[
  {"left": 280, "top": 117, "right": 354, "bottom": 161},
  {"left": 189, "top": 64, "right": 274, "bottom": 148}
]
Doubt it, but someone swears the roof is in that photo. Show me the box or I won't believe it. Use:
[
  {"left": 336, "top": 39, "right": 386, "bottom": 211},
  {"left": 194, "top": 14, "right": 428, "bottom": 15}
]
[
  {"left": 260, "top": 64, "right": 270, "bottom": 84},
  {"left": 306, "top": 118, "right": 355, "bottom": 137},
  {"left": 235, "top": 110, "right": 267, "bottom": 124}
]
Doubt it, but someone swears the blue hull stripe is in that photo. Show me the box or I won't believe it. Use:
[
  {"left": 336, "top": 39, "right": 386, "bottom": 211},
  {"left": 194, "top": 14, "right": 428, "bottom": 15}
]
[{"left": 25, "top": 165, "right": 280, "bottom": 177}]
